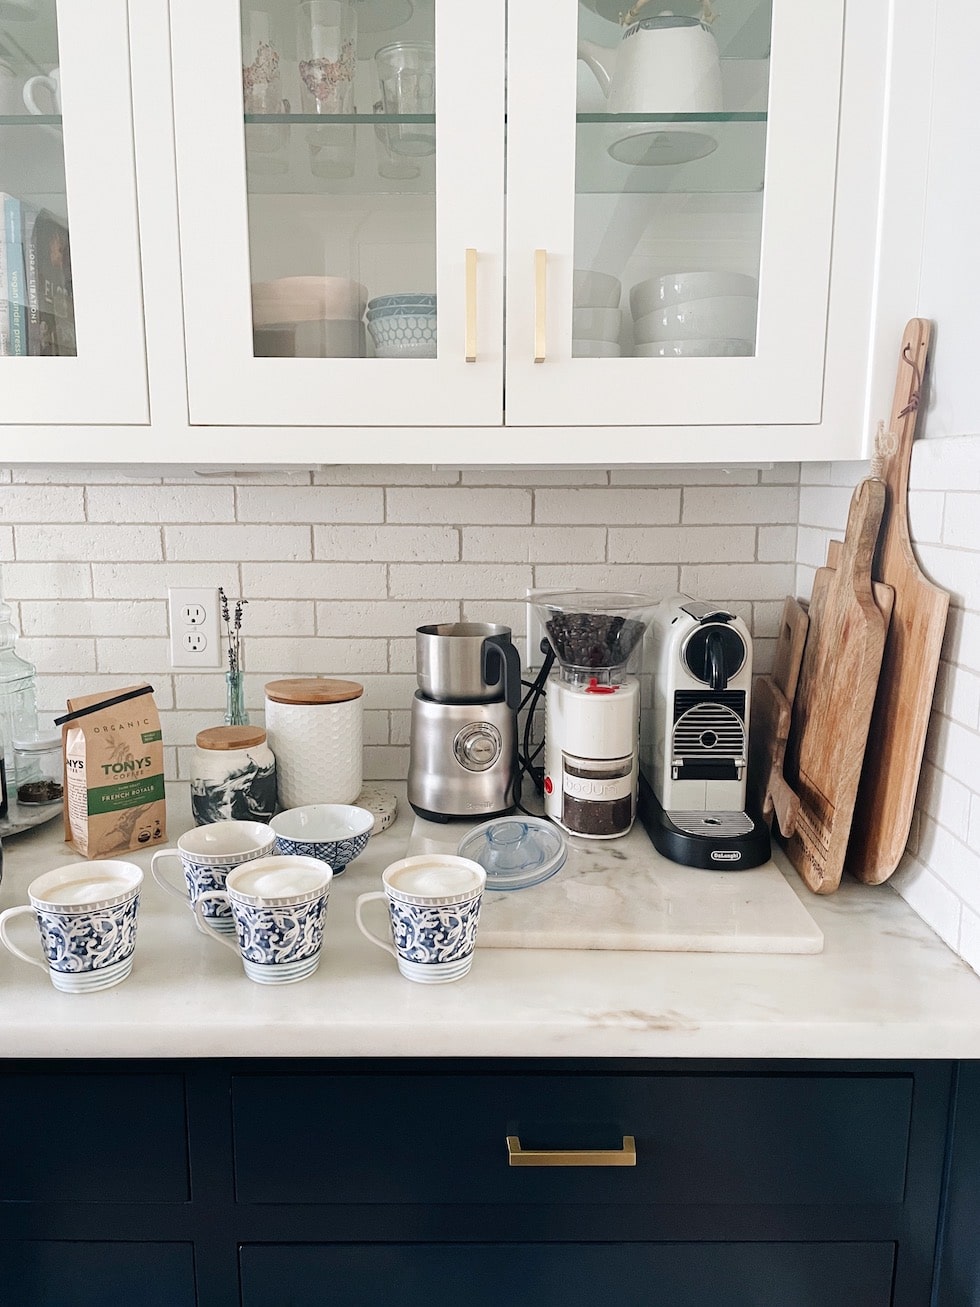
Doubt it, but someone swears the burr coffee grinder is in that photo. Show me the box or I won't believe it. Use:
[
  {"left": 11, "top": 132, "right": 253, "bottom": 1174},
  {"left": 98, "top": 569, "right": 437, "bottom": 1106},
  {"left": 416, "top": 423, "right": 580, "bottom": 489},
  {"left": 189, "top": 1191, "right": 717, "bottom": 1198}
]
[
  {"left": 532, "top": 591, "right": 656, "bottom": 839},
  {"left": 408, "top": 622, "right": 521, "bottom": 822}
]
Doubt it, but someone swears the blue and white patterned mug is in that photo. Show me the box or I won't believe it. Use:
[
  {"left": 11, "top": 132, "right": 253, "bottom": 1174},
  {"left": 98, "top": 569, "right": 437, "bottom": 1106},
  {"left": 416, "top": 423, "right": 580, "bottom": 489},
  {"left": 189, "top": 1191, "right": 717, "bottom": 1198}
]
[
  {"left": 194, "top": 855, "right": 332, "bottom": 985},
  {"left": 151, "top": 820, "right": 276, "bottom": 934},
  {"left": 0, "top": 860, "right": 143, "bottom": 993},
  {"left": 355, "top": 854, "right": 486, "bottom": 984}
]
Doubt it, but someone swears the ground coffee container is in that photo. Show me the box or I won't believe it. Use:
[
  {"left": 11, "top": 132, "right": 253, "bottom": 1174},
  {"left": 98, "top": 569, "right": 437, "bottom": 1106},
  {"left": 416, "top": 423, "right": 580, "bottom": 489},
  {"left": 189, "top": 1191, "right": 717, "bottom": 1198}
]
[{"left": 264, "top": 678, "right": 364, "bottom": 810}]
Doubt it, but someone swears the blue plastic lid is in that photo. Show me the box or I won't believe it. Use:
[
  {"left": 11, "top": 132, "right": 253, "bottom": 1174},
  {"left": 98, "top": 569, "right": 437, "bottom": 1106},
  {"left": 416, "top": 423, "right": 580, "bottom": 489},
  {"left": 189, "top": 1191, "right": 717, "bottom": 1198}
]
[{"left": 457, "top": 816, "right": 566, "bottom": 891}]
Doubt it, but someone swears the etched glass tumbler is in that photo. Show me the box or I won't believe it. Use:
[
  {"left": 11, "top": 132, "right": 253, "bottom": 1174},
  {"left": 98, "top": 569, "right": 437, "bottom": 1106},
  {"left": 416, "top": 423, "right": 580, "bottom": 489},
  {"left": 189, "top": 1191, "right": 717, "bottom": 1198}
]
[{"left": 297, "top": 0, "right": 358, "bottom": 178}]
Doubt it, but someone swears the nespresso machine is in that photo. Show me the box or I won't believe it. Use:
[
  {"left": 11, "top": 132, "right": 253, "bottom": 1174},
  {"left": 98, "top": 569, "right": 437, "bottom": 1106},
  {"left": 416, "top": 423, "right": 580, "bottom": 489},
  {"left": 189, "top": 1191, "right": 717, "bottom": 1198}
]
[
  {"left": 532, "top": 591, "right": 656, "bottom": 839},
  {"left": 639, "top": 595, "right": 770, "bottom": 868},
  {"left": 408, "top": 622, "right": 521, "bottom": 822}
]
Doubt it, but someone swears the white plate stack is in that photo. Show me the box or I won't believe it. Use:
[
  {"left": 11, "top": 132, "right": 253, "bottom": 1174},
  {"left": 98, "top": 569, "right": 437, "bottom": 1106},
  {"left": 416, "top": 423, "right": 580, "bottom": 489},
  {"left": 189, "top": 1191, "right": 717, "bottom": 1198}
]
[
  {"left": 572, "top": 269, "right": 622, "bottom": 358},
  {"left": 629, "top": 271, "right": 759, "bottom": 358}
]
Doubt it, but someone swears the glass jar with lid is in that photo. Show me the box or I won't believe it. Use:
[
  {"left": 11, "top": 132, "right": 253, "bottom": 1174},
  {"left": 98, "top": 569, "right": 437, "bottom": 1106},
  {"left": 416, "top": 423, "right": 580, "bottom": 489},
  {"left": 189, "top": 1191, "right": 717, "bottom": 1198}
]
[
  {"left": 12, "top": 730, "right": 63, "bottom": 806},
  {"left": 0, "top": 597, "right": 38, "bottom": 787},
  {"left": 190, "top": 725, "right": 277, "bottom": 826}
]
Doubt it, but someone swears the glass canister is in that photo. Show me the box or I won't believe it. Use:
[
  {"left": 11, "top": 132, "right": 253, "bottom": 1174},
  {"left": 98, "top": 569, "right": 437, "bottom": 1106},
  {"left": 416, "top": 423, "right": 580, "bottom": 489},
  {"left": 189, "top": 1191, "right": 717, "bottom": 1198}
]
[
  {"left": 264, "top": 677, "right": 363, "bottom": 810},
  {"left": 0, "top": 597, "right": 38, "bottom": 787},
  {"left": 12, "top": 730, "right": 63, "bottom": 806},
  {"left": 190, "top": 725, "right": 278, "bottom": 826}
]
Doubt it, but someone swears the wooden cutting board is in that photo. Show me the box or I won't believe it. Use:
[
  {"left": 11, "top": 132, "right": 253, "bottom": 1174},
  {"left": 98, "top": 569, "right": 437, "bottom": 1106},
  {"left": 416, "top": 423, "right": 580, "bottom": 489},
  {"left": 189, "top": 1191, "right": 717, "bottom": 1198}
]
[
  {"left": 783, "top": 478, "right": 888, "bottom": 893},
  {"left": 748, "top": 597, "right": 809, "bottom": 838},
  {"left": 847, "top": 319, "right": 950, "bottom": 884},
  {"left": 826, "top": 538, "right": 896, "bottom": 630}
]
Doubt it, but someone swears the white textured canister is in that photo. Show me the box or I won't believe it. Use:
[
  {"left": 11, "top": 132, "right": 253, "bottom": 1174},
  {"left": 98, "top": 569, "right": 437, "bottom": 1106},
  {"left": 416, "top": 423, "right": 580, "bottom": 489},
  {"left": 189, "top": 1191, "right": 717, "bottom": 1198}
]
[{"left": 264, "top": 678, "right": 364, "bottom": 809}]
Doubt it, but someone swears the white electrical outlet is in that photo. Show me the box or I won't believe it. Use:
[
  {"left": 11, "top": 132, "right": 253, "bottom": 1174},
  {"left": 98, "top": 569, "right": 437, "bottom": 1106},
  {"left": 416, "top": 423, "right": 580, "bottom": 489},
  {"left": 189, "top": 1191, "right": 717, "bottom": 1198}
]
[
  {"left": 168, "top": 587, "right": 222, "bottom": 668},
  {"left": 525, "top": 589, "right": 547, "bottom": 671}
]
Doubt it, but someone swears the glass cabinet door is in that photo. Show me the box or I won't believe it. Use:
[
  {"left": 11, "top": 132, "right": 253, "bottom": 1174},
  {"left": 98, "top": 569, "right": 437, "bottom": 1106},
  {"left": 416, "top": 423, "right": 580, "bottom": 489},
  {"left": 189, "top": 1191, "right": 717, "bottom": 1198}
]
[
  {"left": 172, "top": 0, "right": 504, "bottom": 429},
  {"left": 505, "top": 0, "right": 844, "bottom": 429},
  {"left": 0, "top": 0, "right": 146, "bottom": 423}
]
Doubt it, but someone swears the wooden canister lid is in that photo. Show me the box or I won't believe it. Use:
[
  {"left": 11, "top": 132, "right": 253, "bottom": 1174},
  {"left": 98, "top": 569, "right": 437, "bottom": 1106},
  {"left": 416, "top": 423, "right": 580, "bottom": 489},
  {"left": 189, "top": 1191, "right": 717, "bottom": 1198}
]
[
  {"left": 196, "top": 725, "right": 268, "bottom": 751},
  {"left": 264, "top": 677, "right": 364, "bottom": 706}
]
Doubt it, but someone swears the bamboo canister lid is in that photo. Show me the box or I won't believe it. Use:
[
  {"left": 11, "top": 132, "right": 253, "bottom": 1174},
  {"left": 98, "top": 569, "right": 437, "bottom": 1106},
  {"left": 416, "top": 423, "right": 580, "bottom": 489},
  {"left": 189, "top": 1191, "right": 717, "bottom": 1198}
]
[
  {"left": 264, "top": 678, "right": 364, "bottom": 706},
  {"left": 196, "top": 725, "right": 268, "bottom": 751}
]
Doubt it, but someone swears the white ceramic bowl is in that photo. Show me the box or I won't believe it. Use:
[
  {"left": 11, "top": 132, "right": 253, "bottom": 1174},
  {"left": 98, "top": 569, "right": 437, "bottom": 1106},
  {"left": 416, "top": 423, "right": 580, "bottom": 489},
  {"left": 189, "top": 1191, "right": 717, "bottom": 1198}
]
[
  {"left": 633, "top": 295, "right": 758, "bottom": 345},
  {"left": 270, "top": 804, "right": 374, "bottom": 874},
  {"left": 572, "top": 269, "right": 621, "bottom": 309},
  {"left": 572, "top": 307, "right": 622, "bottom": 342},
  {"left": 629, "top": 271, "right": 759, "bottom": 321},
  {"left": 634, "top": 338, "right": 754, "bottom": 358},
  {"left": 572, "top": 339, "right": 621, "bottom": 358}
]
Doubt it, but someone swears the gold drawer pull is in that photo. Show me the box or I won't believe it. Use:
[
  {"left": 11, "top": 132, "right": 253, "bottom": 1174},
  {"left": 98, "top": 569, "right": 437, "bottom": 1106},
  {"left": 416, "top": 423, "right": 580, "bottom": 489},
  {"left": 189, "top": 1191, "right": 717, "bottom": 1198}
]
[
  {"left": 465, "top": 247, "right": 477, "bottom": 363},
  {"left": 533, "top": 249, "right": 547, "bottom": 363},
  {"left": 506, "top": 1134, "right": 637, "bottom": 1167}
]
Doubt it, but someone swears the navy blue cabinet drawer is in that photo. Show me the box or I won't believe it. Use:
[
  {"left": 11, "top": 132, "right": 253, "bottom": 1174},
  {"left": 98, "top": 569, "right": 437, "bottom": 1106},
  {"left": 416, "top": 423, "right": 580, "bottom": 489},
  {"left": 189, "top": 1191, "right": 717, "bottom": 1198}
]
[
  {"left": 1, "top": 1241, "right": 196, "bottom": 1307},
  {"left": 232, "top": 1071, "right": 912, "bottom": 1207},
  {"left": 0, "top": 1073, "right": 189, "bottom": 1203},
  {"left": 240, "top": 1241, "right": 895, "bottom": 1307}
]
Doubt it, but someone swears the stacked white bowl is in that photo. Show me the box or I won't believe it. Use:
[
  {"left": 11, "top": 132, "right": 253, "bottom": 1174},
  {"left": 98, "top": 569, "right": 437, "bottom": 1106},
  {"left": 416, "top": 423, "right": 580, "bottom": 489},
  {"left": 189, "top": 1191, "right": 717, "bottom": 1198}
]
[
  {"left": 572, "top": 269, "right": 622, "bottom": 357},
  {"left": 629, "top": 271, "right": 759, "bottom": 358}
]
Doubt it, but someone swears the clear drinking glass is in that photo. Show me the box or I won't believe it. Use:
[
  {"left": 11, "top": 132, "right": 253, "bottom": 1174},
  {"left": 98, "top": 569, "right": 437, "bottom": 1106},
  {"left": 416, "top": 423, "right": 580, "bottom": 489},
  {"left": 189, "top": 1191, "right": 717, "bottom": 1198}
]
[
  {"left": 374, "top": 41, "right": 435, "bottom": 156},
  {"left": 297, "top": 0, "right": 358, "bottom": 179},
  {"left": 373, "top": 100, "right": 420, "bottom": 180},
  {"left": 242, "top": 9, "right": 289, "bottom": 176}
]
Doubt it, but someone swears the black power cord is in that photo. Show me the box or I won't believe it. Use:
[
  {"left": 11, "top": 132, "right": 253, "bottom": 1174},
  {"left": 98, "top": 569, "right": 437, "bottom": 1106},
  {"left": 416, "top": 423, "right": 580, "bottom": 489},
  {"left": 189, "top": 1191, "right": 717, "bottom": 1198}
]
[{"left": 513, "top": 642, "right": 555, "bottom": 817}]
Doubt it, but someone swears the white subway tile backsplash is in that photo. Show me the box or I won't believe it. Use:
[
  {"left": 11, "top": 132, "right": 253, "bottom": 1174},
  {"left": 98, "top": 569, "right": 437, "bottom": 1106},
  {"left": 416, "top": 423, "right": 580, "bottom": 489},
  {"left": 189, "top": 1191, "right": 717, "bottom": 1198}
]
[
  {"left": 364, "top": 745, "right": 410, "bottom": 780},
  {"left": 165, "top": 524, "right": 311, "bottom": 562},
  {"left": 535, "top": 488, "right": 680, "bottom": 525},
  {"left": 917, "top": 761, "right": 972, "bottom": 840},
  {"left": 314, "top": 466, "right": 460, "bottom": 486},
  {"left": 610, "top": 467, "right": 760, "bottom": 486},
  {"left": 240, "top": 600, "right": 316, "bottom": 637},
  {"left": 316, "top": 599, "right": 458, "bottom": 638},
  {"left": 35, "top": 675, "right": 175, "bottom": 714},
  {"left": 682, "top": 486, "right": 798, "bottom": 525},
  {"left": 0, "top": 527, "right": 12, "bottom": 560},
  {"left": 798, "top": 485, "right": 854, "bottom": 529},
  {"left": 388, "top": 639, "right": 416, "bottom": 674},
  {"left": 757, "top": 524, "right": 798, "bottom": 563},
  {"left": 914, "top": 544, "right": 980, "bottom": 608},
  {"left": 20, "top": 600, "right": 167, "bottom": 638},
  {"left": 960, "top": 907, "right": 980, "bottom": 976},
  {"left": 533, "top": 563, "right": 678, "bottom": 595},
  {"left": 941, "top": 492, "right": 980, "bottom": 548},
  {"left": 174, "top": 673, "right": 229, "bottom": 711},
  {"left": 18, "top": 637, "right": 97, "bottom": 674},
  {"left": 462, "top": 468, "right": 609, "bottom": 486},
  {"left": 609, "top": 525, "right": 755, "bottom": 565},
  {"left": 680, "top": 562, "right": 796, "bottom": 602},
  {"left": 237, "top": 486, "right": 384, "bottom": 523},
  {"left": 911, "top": 435, "right": 980, "bottom": 491},
  {"left": 389, "top": 563, "right": 534, "bottom": 600},
  {"left": 462, "top": 526, "right": 605, "bottom": 564},
  {"left": 937, "top": 660, "right": 980, "bottom": 730},
  {"left": 238, "top": 637, "right": 387, "bottom": 676},
  {"left": 760, "top": 464, "right": 802, "bottom": 484},
  {"left": 2, "top": 562, "right": 92, "bottom": 598},
  {"left": 314, "top": 524, "right": 458, "bottom": 562},
  {"left": 907, "top": 490, "right": 945, "bottom": 544},
  {"left": 9, "top": 466, "right": 162, "bottom": 484},
  {"left": 92, "top": 561, "right": 234, "bottom": 598},
  {"left": 96, "top": 637, "right": 174, "bottom": 675},
  {"left": 242, "top": 561, "right": 386, "bottom": 599},
  {"left": 1, "top": 486, "right": 85, "bottom": 521},
  {"left": 86, "top": 485, "right": 234, "bottom": 523},
  {"left": 16, "top": 523, "right": 163, "bottom": 562},
  {"left": 891, "top": 853, "right": 963, "bottom": 952},
  {"left": 387, "top": 487, "right": 532, "bottom": 524}
]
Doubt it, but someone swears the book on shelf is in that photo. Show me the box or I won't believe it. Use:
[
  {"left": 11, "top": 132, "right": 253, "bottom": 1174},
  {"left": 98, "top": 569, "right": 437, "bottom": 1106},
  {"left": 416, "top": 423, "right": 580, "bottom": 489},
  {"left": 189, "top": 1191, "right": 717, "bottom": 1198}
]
[
  {"left": 0, "top": 227, "right": 28, "bottom": 357},
  {"left": 0, "top": 192, "right": 75, "bottom": 357}
]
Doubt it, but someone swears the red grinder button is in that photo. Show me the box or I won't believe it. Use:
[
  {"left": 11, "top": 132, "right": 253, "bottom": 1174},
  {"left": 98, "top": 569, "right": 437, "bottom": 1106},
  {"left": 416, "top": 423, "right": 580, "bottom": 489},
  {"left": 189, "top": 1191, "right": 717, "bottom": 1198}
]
[
  {"left": 543, "top": 776, "right": 554, "bottom": 795},
  {"left": 585, "top": 677, "right": 618, "bottom": 695}
]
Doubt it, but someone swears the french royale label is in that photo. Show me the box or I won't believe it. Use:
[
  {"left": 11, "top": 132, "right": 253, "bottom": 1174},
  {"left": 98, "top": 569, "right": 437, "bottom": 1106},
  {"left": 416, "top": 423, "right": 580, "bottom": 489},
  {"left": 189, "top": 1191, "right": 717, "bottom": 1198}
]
[{"left": 87, "top": 773, "right": 165, "bottom": 816}]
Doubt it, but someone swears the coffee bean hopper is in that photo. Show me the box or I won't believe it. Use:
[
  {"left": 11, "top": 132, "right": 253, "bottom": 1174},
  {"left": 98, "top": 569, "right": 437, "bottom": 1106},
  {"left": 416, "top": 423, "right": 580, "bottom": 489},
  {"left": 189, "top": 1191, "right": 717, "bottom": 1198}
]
[{"left": 531, "top": 591, "right": 656, "bottom": 839}]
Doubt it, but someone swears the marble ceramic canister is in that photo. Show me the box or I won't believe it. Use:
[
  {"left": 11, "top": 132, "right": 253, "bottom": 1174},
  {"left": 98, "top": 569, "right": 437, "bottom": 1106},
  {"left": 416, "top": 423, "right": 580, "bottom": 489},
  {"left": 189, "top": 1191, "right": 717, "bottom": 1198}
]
[{"left": 264, "top": 678, "right": 363, "bottom": 809}]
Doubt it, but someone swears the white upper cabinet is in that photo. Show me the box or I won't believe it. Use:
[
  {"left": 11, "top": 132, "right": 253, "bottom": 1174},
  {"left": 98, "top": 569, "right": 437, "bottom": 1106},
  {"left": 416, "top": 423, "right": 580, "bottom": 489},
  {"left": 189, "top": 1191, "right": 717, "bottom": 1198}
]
[
  {"left": 0, "top": 0, "right": 147, "bottom": 425},
  {"left": 171, "top": 0, "right": 506, "bottom": 428}
]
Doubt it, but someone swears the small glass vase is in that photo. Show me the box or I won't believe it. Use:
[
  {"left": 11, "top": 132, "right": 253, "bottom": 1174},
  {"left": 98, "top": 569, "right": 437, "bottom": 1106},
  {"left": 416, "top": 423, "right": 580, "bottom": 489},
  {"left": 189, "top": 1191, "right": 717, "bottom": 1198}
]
[{"left": 224, "top": 668, "right": 249, "bottom": 727}]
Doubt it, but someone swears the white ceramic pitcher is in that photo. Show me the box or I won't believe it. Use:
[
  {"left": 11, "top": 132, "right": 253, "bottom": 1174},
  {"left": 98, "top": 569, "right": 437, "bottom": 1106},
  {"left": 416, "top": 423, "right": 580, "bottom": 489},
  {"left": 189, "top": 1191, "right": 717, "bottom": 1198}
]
[{"left": 578, "top": 10, "right": 722, "bottom": 115}]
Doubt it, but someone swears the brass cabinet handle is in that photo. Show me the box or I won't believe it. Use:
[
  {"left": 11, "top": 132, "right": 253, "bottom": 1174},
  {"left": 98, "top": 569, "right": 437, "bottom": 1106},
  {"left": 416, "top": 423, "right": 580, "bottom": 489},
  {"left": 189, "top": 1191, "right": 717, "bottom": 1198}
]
[
  {"left": 465, "top": 248, "right": 477, "bottom": 363},
  {"left": 534, "top": 249, "right": 547, "bottom": 363},
  {"left": 506, "top": 1134, "right": 637, "bottom": 1167}
]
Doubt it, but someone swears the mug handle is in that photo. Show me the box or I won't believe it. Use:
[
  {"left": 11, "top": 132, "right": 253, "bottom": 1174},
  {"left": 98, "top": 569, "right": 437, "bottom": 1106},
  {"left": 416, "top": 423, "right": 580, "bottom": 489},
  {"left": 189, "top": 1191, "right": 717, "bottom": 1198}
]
[
  {"left": 0, "top": 905, "right": 48, "bottom": 972},
  {"left": 22, "top": 73, "right": 56, "bottom": 116},
  {"left": 150, "top": 849, "right": 190, "bottom": 903},
  {"left": 193, "top": 892, "right": 240, "bottom": 953},
  {"left": 355, "top": 891, "right": 397, "bottom": 958}
]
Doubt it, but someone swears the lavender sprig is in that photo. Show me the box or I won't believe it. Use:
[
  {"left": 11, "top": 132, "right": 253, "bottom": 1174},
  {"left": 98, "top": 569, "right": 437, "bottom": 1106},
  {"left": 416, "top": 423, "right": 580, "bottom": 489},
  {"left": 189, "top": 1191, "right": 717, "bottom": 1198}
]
[{"left": 218, "top": 586, "right": 248, "bottom": 675}]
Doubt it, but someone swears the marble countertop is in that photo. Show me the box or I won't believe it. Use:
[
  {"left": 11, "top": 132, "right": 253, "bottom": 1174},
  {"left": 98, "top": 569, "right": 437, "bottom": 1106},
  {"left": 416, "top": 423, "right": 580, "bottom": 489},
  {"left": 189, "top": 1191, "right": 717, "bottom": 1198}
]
[{"left": 2, "top": 783, "right": 980, "bottom": 1061}]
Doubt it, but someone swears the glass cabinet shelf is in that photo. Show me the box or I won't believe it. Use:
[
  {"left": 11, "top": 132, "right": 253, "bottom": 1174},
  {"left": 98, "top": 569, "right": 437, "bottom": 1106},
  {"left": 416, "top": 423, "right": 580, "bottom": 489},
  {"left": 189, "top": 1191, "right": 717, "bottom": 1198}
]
[
  {"left": 243, "top": 116, "right": 435, "bottom": 195},
  {"left": 244, "top": 113, "right": 434, "bottom": 126},
  {"left": 576, "top": 116, "right": 766, "bottom": 194}
]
